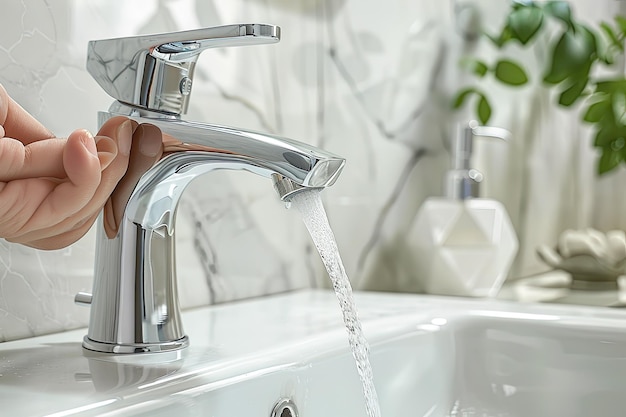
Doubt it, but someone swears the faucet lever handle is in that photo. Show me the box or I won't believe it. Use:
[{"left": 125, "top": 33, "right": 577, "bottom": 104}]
[{"left": 87, "top": 24, "right": 280, "bottom": 115}]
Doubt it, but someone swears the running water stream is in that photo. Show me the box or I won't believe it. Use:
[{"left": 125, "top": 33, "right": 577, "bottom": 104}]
[{"left": 290, "top": 189, "right": 382, "bottom": 417}]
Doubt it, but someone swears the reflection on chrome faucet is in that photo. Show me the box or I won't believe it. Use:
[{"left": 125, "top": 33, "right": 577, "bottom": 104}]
[{"left": 77, "top": 24, "right": 345, "bottom": 354}]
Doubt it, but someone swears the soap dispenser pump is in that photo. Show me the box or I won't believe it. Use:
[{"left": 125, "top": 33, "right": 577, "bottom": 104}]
[{"left": 408, "top": 121, "right": 519, "bottom": 297}]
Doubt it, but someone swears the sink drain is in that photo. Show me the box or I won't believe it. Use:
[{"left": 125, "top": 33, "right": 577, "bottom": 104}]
[{"left": 270, "top": 398, "right": 299, "bottom": 417}]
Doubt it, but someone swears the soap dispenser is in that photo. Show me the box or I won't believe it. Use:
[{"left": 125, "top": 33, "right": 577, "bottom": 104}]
[{"left": 408, "top": 121, "right": 519, "bottom": 297}]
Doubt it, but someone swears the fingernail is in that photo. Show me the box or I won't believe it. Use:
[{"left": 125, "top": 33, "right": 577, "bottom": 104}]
[
  {"left": 139, "top": 124, "right": 162, "bottom": 157},
  {"left": 117, "top": 120, "right": 132, "bottom": 156},
  {"left": 0, "top": 125, "right": 5, "bottom": 138},
  {"left": 81, "top": 130, "right": 98, "bottom": 156},
  {"left": 95, "top": 136, "right": 117, "bottom": 170}
]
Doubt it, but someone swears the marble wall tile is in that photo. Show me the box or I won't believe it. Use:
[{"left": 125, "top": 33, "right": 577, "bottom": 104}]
[{"left": 0, "top": 0, "right": 625, "bottom": 341}]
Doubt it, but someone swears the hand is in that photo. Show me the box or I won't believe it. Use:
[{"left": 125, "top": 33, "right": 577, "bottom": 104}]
[{"left": 0, "top": 84, "right": 163, "bottom": 249}]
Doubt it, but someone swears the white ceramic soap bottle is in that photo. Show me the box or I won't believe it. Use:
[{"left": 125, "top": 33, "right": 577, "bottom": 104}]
[{"left": 408, "top": 121, "right": 518, "bottom": 297}]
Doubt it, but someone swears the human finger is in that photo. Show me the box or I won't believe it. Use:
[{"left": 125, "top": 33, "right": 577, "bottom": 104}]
[
  {"left": 10, "top": 129, "right": 102, "bottom": 234},
  {"left": 22, "top": 211, "right": 100, "bottom": 250},
  {"left": 0, "top": 130, "right": 100, "bottom": 243},
  {"left": 0, "top": 137, "right": 66, "bottom": 181},
  {"left": 0, "top": 132, "right": 117, "bottom": 182},
  {"left": 0, "top": 83, "right": 54, "bottom": 144},
  {"left": 6, "top": 119, "right": 132, "bottom": 246}
]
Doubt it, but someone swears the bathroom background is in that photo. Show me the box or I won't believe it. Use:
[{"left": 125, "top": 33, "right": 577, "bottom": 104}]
[{"left": 1, "top": 0, "right": 625, "bottom": 341}]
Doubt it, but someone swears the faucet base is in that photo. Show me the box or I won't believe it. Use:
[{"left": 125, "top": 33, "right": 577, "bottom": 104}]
[{"left": 82, "top": 336, "right": 189, "bottom": 354}]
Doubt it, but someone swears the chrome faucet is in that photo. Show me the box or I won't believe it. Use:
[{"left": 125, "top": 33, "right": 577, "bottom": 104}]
[{"left": 76, "top": 24, "right": 345, "bottom": 354}]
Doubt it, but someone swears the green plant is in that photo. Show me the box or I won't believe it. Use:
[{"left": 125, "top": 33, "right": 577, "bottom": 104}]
[{"left": 453, "top": 0, "right": 626, "bottom": 175}]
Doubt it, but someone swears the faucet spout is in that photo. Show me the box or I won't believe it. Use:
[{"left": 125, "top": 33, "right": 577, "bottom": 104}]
[
  {"left": 105, "top": 105, "right": 345, "bottom": 231},
  {"left": 143, "top": 116, "right": 345, "bottom": 192},
  {"left": 84, "top": 105, "right": 345, "bottom": 354}
]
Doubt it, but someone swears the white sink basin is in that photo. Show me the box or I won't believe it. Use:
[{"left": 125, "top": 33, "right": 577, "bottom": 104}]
[{"left": 1, "top": 289, "right": 625, "bottom": 416}]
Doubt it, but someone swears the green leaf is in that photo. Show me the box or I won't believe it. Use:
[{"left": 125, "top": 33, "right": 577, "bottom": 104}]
[
  {"left": 477, "top": 94, "right": 492, "bottom": 124},
  {"left": 597, "top": 22, "right": 623, "bottom": 65},
  {"left": 459, "top": 58, "right": 489, "bottom": 77},
  {"left": 619, "top": 138, "right": 626, "bottom": 160},
  {"left": 583, "top": 97, "right": 610, "bottom": 123},
  {"left": 600, "top": 22, "right": 623, "bottom": 51},
  {"left": 595, "top": 80, "right": 626, "bottom": 94},
  {"left": 452, "top": 87, "right": 477, "bottom": 109},
  {"left": 613, "top": 90, "right": 626, "bottom": 124},
  {"left": 512, "top": 1, "right": 534, "bottom": 11},
  {"left": 508, "top": 6, "right": 544, "bottom": 44},
  {"left": 494, "top": 60, "right": 529, "bottom": 86},
  {"left": 472, "top": 60, "right": 489, "bottom": 77},
  {"left": 598, "top": 146, "right": 622, "bottom": 175},
  {"left": 558, "top": 77, "right": 588, "bottom": 106},
  {"left": 543, "top": 1, "right": 573, "bottom": 28},
  {"left": 615, "top": 16, "right": 626, "bottom": 36},
  {"left": 544, "top": 26, "right": 597, "bottom": 84},
  {"left": 487, "top": 25, "right": 514, "bottom": 48},
  {"left": 594, "top": 126, "right": 618, "bottom": 147},
  {"left": 599, "top": 54, "right": 615, "bottom": 66}
]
